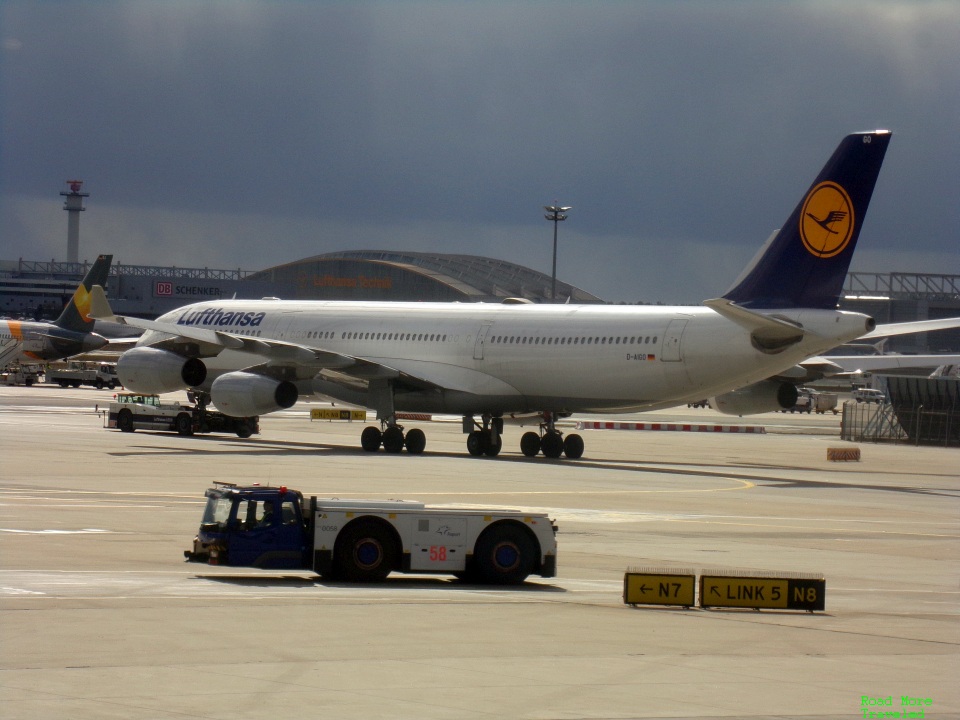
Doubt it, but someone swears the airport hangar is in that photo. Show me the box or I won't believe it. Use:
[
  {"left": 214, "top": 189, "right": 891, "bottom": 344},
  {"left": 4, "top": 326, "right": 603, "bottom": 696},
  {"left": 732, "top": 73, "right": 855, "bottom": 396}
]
[{"left": 1, "top": 251, "right": 959, "bottom": 353}]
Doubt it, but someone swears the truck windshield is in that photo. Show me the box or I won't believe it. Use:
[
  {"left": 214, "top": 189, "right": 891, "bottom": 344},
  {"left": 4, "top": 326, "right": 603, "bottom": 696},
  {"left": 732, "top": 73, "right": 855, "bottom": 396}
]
[
  {"left": 118, "top": 395, "right": 158, "bottom": 406},
  {"left": 201, "top": 496, "right": 235, "bottom": 527}
]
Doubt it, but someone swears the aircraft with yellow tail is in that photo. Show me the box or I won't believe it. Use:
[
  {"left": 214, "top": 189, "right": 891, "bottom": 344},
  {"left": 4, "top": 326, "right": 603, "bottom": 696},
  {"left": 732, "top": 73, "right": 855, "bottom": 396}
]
[{"left": 0, "top": 254, "right": 114, "bottom": 366}]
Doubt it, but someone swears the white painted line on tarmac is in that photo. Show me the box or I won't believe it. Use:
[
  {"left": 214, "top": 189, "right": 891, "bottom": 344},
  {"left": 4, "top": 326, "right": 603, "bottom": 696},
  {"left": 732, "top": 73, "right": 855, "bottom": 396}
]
[{"left": 0, "top": 528, "right": 113, "bottom": 534}]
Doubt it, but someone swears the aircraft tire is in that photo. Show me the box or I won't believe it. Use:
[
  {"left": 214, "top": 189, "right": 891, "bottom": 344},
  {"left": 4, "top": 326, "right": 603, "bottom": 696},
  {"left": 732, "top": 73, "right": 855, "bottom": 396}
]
[
  {"left": 473, "top": 523, "right": 536, "bottom": 585},
  {"left": 563, "top": 433, "right": 584, "bottom": 459},
  {"left": 466, "top": 430, "right": 486, "bottom": 456},
  {"left": 405, "top": 428, "right": 426, "bottom": 455},
  {"left": 382, "top": 426, "right": 405, "bottom": 453},
  {"left": 520, "top": 432, "right": 541, "bottom": 457},
  {"left": 483, "top": 433, "right": 502, "bottom": 457},
  {"left": 541, "top": 431, "right": 564, "bottom": 459},
  {"left": 360, "top": 426, "right": 382, "bottom": 452}
]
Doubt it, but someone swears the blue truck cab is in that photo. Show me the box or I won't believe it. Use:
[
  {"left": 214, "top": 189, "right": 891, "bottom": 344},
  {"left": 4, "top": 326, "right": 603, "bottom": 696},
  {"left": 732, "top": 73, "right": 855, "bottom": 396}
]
[{"left": 185, "top": 483, "right": 309, "bottom": 569}]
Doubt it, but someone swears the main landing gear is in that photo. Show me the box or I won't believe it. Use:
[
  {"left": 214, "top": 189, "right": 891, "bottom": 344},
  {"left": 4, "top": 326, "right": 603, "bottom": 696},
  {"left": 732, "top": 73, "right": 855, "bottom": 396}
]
[
  {"left": 463, "top": 413, "right": 585, "bottom": 460},
  {"left": 465, "top": 415, "right": 504, "bottom": 457},
  {"left": 517, "top": 412, "right": 584, "bottom": 460},
  {"left": 360, "top": 422, "right": 426, "bottom": 455},
  {"left": 357, "top": 409, "right": 585, "bottom": 460}
]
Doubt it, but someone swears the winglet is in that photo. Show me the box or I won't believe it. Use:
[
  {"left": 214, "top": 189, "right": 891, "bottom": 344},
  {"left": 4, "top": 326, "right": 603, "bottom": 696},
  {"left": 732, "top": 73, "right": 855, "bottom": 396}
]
[{"left": 722, "top": 131, "right": 891, "bottom": 309}]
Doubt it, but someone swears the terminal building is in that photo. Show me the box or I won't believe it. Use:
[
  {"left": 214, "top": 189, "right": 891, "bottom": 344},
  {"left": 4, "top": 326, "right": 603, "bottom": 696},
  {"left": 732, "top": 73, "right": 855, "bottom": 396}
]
[{"left": 0, "top": 250, "right": 602, "bottom": 318}]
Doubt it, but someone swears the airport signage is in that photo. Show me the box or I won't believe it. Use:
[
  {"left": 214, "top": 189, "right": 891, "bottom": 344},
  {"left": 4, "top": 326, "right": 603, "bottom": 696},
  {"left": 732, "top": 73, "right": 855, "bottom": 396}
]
[
  {"left": 623, "top": 571, "right": 696, "bottom": 607},
  {"left": 154, "top": 281, "right": 223, "bottom": 299},
  {"left": 312, "top": 275, "right": 393, "bottom": 290},
  {"left": 310, "top": 408, "right": 367, "bottom": 421},
  {"left": 699, "top": 574, "right": 825, "bottom": 611}
]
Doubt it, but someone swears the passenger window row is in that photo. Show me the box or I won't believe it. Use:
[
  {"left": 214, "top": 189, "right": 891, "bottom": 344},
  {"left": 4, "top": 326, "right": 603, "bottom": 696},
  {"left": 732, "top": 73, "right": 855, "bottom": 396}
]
[
  {"left": 490, "top": 335, "right": 657, "bottom": 346},
  {"left": 340, "top": 331, "right": 448, "bottom": 342},
  {"left": 277, "top": 328, "right": 659, "bottom": 347}
]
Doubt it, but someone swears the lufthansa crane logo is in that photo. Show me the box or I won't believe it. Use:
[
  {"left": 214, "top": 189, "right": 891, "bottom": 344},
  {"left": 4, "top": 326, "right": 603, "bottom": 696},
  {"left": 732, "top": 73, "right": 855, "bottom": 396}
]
[{"left": 799, "top": 181, "right": 854, "bottom": 258}]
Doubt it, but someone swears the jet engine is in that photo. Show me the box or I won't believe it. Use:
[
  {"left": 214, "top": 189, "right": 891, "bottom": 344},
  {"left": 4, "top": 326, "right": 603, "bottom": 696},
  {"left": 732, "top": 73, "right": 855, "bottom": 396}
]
[
  {"left": 117, "top": 347, "right": 207, "bottom": 394},
  {"left": 708, "top": 380, "right": 798, "bottom": 416},
  {"left": 211, "top": 371, "right": 298, "bottom": 417}
]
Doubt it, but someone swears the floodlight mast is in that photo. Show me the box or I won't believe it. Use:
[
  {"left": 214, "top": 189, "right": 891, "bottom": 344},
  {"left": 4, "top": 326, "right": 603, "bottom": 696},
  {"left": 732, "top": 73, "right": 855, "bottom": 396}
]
[{"left": 543, "top": 204, "right": 571, "bottom": 302}]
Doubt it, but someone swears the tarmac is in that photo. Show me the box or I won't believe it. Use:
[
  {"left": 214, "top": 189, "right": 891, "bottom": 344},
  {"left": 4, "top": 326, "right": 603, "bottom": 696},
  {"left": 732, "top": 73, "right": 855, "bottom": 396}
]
[{"left": 1, "top": 384, "right": 958, "bottom": 719}]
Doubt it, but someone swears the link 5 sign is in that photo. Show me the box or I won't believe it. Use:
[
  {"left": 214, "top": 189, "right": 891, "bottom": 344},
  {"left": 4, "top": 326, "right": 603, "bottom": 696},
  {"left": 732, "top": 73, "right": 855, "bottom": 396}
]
[
  {"left": 699, "top": 575, "right": 825, "bottom": 611},
  {"left": 623, "top": 572, "right": 696, "bottom": 607}
]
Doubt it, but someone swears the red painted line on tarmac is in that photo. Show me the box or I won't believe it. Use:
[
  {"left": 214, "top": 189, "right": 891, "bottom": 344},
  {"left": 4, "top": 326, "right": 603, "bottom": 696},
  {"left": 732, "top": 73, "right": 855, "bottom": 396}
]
[{"left": 575, "top": 421, "right": 766, "bottom": 434}]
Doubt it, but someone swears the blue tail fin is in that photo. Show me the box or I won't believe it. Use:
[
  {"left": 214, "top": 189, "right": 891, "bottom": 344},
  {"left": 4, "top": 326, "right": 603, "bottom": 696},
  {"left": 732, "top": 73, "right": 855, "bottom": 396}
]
[
  {"left": 53, "top": 254, "right": 113, "bottom": 332},
  {"left": 723, "top": 131, "right": 891, "bottom": 309}
]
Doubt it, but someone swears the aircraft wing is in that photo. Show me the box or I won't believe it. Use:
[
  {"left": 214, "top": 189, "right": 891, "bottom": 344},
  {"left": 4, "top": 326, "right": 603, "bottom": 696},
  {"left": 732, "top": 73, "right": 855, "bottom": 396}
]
[
  {"left": 90, "top": 285, "right": 342, "bottom": 364},
  {"left": 87, "top": 285, "right": 506, "bottom": 396},
  {"left": 765, "top": 353, "right": 960, "bottom": 385},
  {"left": 811, "top": 354, "right": 960, "bottom": 375},
  {"left": 862, "top": 316, "right": 960, "bottom": 339}
]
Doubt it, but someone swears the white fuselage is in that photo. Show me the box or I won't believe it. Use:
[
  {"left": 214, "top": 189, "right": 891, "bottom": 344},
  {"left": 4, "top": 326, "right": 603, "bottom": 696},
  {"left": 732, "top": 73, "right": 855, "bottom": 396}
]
[{"left": 140, "top": 299, "right": 873, "bottom": 415}]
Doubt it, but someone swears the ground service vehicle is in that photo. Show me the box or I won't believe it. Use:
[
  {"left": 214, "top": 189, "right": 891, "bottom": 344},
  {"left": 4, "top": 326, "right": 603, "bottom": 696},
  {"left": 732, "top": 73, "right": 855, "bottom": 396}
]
[
  {"left": 48, "top": 361, "right": 120, "bottom": 389},
  {"left": 2, "top": 366, "right": 40, "bottom": 386},
  {"left": 185, "top": 484, "right": 558, "bottom": 584},
  {"left": 782, "top": 387, "right": 814, "bottom": 414},
  {"left": 105, "top": 392, "right": 259, "bottom": 437},
  {"left": 813, "top": 392, "right": 839, "bottom": 414},
  {"left": 852, "top": 387, "right": 886, "bottom": 404}
]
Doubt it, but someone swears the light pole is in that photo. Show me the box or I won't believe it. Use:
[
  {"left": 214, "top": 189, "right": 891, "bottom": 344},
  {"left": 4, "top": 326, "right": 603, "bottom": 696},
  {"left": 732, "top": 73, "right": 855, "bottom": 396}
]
[{"left": 543, "top": 204, "right": 571, "bottom": 302}]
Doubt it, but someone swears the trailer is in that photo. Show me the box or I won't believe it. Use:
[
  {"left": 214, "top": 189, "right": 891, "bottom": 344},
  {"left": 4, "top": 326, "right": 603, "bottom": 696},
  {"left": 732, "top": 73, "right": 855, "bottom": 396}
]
[
  {"left": 185, "top": 483, "right": 558, "bottom": 584},
  {"left": 105, "top": 392, "right": 259, "bottom": 438},
  {"left": 813, "top": 392, "right": 839, "bottom": 414}
]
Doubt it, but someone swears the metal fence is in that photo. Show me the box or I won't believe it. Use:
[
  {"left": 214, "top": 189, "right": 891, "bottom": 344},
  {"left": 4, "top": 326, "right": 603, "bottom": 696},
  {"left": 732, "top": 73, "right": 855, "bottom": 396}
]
[
  {"left": 841, "top": 401, "right": 908, "bottom": 444},
  {"left": 11, "top": 259, "right": 253, "bottom": 281},
  {"left": 841, "top": 378, "right": 960, "bottom": 447}
]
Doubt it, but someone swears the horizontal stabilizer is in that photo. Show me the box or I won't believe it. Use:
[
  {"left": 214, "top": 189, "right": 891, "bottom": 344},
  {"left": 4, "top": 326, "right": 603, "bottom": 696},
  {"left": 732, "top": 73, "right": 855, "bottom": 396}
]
[
  {"left": 88, "top": 285, "right": 118, "bottom": 323},
  {"left": 703, "top": 298, "right": 805, "bottom": 352}
]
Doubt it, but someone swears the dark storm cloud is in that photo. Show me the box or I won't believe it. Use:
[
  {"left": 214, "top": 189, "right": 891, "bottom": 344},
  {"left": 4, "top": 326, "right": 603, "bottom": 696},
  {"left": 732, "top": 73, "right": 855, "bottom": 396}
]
[{"left": 1, "top": 1, "right": 957, "bottom": 302}]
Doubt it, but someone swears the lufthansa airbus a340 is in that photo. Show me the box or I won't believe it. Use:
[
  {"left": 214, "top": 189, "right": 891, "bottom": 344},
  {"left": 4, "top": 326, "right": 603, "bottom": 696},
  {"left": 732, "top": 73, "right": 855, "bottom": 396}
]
[{"left": 91, "top": 131, "right": 933, "bottom": 459}]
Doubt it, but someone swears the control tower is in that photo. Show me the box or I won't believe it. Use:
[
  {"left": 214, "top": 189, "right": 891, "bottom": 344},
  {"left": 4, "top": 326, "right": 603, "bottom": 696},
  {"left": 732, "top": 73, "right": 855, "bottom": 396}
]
[{"left": 60, "top": 180, "right": 89, "bottom": 263}]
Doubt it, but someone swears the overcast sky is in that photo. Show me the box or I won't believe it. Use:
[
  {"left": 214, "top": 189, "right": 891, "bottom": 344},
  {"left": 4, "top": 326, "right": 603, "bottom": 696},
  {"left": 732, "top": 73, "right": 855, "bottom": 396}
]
[{"left": 1, "top": 1, "right": 957, "bottom": 303}]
